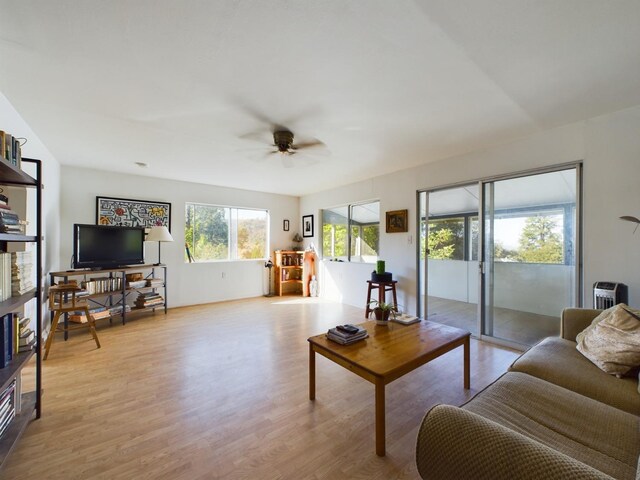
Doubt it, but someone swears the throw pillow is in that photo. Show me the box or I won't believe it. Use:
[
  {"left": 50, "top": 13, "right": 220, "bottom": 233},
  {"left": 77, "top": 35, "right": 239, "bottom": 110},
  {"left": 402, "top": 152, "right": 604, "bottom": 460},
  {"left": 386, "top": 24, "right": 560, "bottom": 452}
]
[{"left": 576, "top": 304, "right": 640, "bottom": 376}]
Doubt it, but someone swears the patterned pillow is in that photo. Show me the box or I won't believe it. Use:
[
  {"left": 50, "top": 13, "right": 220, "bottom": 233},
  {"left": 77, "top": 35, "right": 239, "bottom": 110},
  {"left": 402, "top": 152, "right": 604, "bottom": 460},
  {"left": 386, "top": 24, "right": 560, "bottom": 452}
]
[{"left": 576, "top": 304, "right": 640, "bottom": 377}]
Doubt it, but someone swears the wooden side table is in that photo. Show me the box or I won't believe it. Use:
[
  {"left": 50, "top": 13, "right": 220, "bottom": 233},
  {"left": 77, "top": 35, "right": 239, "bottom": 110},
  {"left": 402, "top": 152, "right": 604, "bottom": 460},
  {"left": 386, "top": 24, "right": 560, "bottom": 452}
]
[
  {"left": 365, "top": 280, "right": 398, "bottom": 317},
  {"left": 44, "top": 284, "right": 101, "bottom": 360}
]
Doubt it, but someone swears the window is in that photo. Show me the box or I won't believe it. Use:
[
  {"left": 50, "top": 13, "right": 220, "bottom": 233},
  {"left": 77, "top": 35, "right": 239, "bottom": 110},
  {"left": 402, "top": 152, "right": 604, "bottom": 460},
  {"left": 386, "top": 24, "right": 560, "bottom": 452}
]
[
  {"left": 185, "top": 203, "right": 268, "bottom": 262},
  {"left": 322, "top": 201, "right": 379, "bottom": 262}
]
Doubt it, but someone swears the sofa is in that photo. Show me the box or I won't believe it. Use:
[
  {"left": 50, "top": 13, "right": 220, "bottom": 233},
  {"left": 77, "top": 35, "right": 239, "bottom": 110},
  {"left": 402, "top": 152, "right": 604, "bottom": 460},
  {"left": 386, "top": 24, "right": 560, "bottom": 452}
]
[{"left": 416, "top": 308, "right": 640, "bottom": 480}]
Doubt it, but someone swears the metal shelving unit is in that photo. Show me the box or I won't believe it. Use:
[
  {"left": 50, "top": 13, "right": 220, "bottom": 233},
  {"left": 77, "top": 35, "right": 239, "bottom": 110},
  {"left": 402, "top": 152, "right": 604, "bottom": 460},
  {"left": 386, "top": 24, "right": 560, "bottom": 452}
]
[{"left": 0, "top": 157, "right": 42, "bottom": 470}]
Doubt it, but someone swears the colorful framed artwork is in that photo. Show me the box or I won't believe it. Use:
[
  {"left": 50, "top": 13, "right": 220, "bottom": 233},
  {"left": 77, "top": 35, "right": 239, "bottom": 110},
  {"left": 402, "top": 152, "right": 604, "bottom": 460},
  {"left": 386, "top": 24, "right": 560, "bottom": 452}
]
[
  {"left": 96, "top": 196, "right": 171, "bottom": 230},
  {"left": 386, "top": 209, "right": 408, "bottom": 233},
  {"left": 302, "top": 214, "right": 314, "bottom": 237}
]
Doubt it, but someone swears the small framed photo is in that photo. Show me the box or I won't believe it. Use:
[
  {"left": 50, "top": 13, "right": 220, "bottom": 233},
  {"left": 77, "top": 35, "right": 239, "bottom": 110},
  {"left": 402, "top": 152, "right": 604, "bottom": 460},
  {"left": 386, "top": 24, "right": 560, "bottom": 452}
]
[
  {"left": 283, "top": 219, "right": 290, "bottom": 231},
  {"left": 386, "top": 209, "right": 408, "bottom": 233},
  {"left": 302, "top": 214, "right": 314, "bottom": 237}
]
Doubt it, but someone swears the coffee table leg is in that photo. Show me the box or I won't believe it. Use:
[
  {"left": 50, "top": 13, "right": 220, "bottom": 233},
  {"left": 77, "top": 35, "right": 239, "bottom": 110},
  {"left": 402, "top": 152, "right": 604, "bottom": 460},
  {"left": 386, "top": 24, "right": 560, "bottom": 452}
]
[
  {"left": 309, "top": 343, "right": 316, "bottom": 400},
  {"left": 464, "top": 336, "right": 470, "bottom": 389},
  {"left": 375, "top": 378, "right": 385, "bottom": 456}
]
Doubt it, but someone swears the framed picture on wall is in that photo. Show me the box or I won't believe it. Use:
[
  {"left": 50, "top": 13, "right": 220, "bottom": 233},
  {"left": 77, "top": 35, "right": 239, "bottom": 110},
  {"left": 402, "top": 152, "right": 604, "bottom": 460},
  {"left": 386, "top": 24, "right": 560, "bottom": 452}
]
[
  {"left": 386, "top": 209, "right": 408, "bottom": 233},
  {"left": 96, "top": 196, "right": 171, "bottom": 230},
  {"left": 283, "top": 219, "right": 290, "bottom": 231},
  {"left": 302, "top": 214, "right": 314, "bottom": 237}
]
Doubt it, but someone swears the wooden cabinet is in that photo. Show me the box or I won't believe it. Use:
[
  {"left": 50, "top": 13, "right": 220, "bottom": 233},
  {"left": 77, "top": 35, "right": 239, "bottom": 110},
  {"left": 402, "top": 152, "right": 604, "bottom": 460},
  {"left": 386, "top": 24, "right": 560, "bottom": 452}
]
[
  {"left": 0, "top": 157, "right": 42, "bottom": 470},
  {"left": 274, "top": 250, "right": 315, "bottom": 296}
]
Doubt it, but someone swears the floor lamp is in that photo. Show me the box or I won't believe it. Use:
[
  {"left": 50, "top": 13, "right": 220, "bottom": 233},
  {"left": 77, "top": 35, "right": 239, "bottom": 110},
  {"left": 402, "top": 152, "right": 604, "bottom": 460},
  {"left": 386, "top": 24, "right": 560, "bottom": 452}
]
[{"left": 146, "top": 226, "right": 174, "bottom": 265}]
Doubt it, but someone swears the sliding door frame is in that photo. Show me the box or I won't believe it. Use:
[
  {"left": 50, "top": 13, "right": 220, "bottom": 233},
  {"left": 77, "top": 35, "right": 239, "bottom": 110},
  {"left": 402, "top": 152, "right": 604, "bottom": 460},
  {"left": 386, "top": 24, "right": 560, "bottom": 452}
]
[{"left": 416, "top": 161, "right": 583, "bottom": 348}]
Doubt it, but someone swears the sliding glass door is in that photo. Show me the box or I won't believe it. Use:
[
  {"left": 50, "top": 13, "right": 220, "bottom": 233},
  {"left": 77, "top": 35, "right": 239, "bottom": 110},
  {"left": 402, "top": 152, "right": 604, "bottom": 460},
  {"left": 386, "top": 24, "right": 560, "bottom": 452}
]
[
  {"left": 480, "top": 168, "right": 579, "bottom": 346},
  {"left": 419, "top": 185, "right": 479, "bottom": 335},
  {"left": 418, "top": 165, "right": 581, "bottom": 348}
]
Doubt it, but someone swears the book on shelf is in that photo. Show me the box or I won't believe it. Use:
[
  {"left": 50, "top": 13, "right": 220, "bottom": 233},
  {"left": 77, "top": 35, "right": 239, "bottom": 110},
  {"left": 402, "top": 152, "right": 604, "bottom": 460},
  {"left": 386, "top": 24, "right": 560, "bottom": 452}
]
[
  {"left": 127, "top": 280, "right": 147, "bottom": 289},
  {"left": 108, "top": 304, "right": 131, "bottom": 316},
  {"left": 326, "top": 324, "right": 368, "bottom": 345},
  {"left": 0, "top": 314, "right": 13, "bottom": 367},
  {"left": 0, "top": 379, "right": 15, "bottom": 438},
  {"left": 82, "top": 276, "right": 123, "bottom": 294},
  {"left": 390, "top": 314, "right": 421, "bottom": 325},
  {"left": 0, "top": 130, "right": 22, "bottom": 168},
  {"left": 146, "top": 278, "right": 163, "bottom": 287},
  {"left": 135, "top": 292, "right": 164, "bottom": 308},
  {"left": 69, "top": 307, "right": 110, "bottom": 323},
  {"left": 18, "top": 330, "right": 34, "bottom": 347},
  {"left": 11, "top": 251, "right": 34, "bottom": 296}
]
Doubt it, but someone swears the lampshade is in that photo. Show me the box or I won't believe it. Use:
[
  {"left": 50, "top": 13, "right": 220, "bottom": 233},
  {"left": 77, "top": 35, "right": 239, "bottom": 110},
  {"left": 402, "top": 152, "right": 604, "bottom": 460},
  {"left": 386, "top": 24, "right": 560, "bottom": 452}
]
[{"left": 146, "top": 226, "right": 174, "bottom": 242}]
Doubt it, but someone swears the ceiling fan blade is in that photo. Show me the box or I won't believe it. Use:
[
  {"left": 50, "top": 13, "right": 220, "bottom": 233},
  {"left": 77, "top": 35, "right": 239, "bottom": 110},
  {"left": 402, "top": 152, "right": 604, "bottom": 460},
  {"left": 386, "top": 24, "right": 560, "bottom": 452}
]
[{"left": 291, "top": 139, "right": 325, "bottom": 150}]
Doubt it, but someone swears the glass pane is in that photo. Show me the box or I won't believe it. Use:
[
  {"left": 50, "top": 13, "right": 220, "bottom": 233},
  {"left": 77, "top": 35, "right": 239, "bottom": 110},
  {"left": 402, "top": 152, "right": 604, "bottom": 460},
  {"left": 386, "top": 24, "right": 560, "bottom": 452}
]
[
  {"left": 350, "top": 201, "right": 379, "bottom": 262},
  {"left": 427, "top": 218, "right": 464, "bottom": 260},
  {"left": 425, "top": 185, "right": 479, "bottom": 335},
  {"left": 483, "top": 169, "right": 577, "bottom": 346},
  {"left": 193, "top": 205, "right": 229, "bottom": 261},
  {"left": 322, "top": 207, "right": 348, "bottom": 259},
  {"left": 236, "top": 209, "right": 268, "bottom": 259}
]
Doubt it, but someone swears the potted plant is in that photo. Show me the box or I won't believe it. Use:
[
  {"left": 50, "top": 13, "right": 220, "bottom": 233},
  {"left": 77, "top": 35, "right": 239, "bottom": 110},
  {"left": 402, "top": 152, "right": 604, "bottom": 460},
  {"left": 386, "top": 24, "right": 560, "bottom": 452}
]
[{"left": 368, "top": 300, "right": 397, "bottom": 325}]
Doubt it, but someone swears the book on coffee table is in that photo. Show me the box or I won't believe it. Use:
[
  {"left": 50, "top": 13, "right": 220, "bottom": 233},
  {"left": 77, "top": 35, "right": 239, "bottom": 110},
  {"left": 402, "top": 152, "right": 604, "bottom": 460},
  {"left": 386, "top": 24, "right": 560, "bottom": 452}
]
[{"left": 390, "top": 314, "right": 420, "bottom": 325}]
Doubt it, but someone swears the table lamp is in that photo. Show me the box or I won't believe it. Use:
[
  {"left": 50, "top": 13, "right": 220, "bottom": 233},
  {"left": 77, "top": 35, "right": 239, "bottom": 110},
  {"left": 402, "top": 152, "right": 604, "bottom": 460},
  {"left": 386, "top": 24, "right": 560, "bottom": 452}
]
[{"left": 146, "top": 226, "right": 174, "bottom": 265}]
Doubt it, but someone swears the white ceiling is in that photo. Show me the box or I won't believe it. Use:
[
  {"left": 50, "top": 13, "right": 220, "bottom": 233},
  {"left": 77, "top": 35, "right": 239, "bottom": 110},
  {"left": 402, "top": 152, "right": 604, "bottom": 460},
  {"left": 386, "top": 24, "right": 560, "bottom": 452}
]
[{"left": 1, "top": 1, "right": 639, "bottom": 196}]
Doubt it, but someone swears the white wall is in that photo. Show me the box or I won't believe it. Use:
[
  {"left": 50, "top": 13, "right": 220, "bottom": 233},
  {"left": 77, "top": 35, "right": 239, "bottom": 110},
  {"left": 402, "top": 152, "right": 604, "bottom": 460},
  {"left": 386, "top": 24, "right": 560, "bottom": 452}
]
[
  {"left": 301, "top": 106, "right": 640, "bottom": 314},
  {"left": 1, "top": 92, "right": 62, "bottom": 276},
  {"left": 60, "top": 166, "right": 299, "bottom": 307}
]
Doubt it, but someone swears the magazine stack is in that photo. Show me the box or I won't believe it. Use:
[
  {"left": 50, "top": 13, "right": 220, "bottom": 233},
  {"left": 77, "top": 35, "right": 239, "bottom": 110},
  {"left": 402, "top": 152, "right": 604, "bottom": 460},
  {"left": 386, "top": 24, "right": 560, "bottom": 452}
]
[{"left": 326, "top": 324, "right": 368, "bottom": 345}]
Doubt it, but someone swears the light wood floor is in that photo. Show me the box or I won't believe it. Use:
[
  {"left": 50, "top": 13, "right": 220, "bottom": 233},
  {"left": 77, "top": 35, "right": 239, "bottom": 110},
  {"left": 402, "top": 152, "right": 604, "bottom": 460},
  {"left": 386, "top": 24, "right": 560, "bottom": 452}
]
[{"left": 5, "top": 297, "right": 520, "bottom": 479}]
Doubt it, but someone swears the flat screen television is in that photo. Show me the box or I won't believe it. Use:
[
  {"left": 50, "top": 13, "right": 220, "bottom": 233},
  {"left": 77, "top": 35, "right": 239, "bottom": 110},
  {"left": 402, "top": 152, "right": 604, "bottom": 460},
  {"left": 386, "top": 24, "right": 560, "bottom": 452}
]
[{"left": 73, "top": 224, "right": 145, "bottom": 269}]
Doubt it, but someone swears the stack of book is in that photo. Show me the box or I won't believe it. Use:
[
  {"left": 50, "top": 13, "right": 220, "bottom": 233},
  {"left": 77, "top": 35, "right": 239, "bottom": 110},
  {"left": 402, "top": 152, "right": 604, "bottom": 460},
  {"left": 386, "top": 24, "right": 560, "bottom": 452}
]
[
  {"left": 0, "top": 380, "right": 15, "bottom": 438},
  {"left": 0, "top": 193, "right": 25, "bottom": 235},
  {"left": 146, "top": 278, "right": 163, "bottom": 288},
  {"left": 135, "top": 292, "right": 164, "bottom": 309},
  {"left": 69, "top": 307, "right": 111, "bottom": 324},
  {"left": 326, "top": 324, "right": 368, "bottom": 345},
  {"left": 16, "top": 316, "right": 35, "bottom": 352},
  {"left": 11, "top": 251, "right": 34, "bottom": 296}
]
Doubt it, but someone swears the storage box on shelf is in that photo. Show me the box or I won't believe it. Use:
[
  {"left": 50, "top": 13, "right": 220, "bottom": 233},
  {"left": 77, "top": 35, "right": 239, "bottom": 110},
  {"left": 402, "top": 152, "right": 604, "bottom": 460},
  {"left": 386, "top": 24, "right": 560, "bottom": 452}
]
[
  {"left": 49, "top": 264, "right": 167, "bottom": 339},
  {"left": 0, "top": 156, "right": 42, "bottom": 471},
  {"left": 274, "top": 250, "right": 315, "bottom": 296}
]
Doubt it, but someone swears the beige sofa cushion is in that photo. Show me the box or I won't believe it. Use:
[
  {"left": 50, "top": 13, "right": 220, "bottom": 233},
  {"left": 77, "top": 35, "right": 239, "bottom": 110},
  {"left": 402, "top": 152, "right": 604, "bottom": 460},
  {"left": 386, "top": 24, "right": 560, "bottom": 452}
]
[
  {"left": 464, "top": 372, "right": 640, "bottom": 480},
  {"left": 575, "top": 304, "right": 640, "bottom": 376},
  {"left": 509, "top": 337, "right": 640, "bottom": 415}
]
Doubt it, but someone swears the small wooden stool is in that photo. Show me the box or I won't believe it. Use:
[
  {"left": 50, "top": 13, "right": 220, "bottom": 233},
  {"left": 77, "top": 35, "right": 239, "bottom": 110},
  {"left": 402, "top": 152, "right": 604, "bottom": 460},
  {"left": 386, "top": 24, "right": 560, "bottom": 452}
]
[
  {"left": 365, "top": 280, "right": 398, "bottom": 317},
  {"left": 44, "top": 283, "right": 101, "bottom": 360}
]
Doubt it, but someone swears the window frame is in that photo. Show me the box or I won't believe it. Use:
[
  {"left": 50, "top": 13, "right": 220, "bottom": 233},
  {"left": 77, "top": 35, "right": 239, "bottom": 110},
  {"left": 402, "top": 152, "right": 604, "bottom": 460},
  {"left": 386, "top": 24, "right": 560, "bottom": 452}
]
[
  {"left": 185, "top": 202, "right": 270, "bottom": 263},
  {"left": 322, "top": 200, "right": 380, "bottom": 263}
]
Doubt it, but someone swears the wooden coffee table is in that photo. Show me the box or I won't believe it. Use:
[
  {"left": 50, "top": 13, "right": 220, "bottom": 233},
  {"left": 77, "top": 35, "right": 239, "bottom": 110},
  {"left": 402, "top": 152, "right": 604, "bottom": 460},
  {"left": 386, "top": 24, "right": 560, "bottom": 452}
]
[{"left": 308, "top": 320, "right": 470, "bottom": 456}]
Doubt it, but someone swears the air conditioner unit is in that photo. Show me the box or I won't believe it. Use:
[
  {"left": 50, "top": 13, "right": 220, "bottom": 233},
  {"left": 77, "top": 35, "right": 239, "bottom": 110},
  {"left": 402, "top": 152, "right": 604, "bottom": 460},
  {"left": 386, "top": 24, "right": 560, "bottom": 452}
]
[{"left": 593, "top": 282, "right": 628, "bottom": 309}]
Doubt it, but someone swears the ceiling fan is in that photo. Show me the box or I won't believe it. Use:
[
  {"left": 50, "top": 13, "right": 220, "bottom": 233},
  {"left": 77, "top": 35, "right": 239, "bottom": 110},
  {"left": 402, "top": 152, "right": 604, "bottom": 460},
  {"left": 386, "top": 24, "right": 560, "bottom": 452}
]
[
  {"left": 237, "top": 103, "right": 329, "bottom": 166},
  {"left": 270, "top": 129, "right": 325, "bottom": 155}
]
